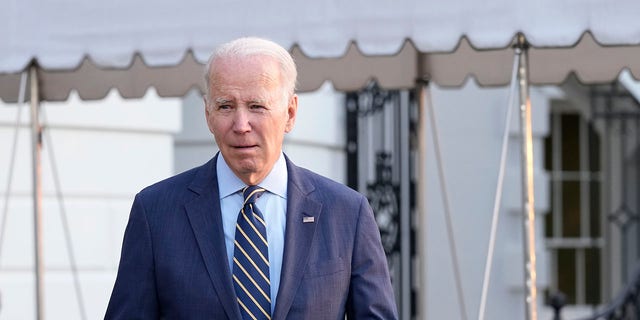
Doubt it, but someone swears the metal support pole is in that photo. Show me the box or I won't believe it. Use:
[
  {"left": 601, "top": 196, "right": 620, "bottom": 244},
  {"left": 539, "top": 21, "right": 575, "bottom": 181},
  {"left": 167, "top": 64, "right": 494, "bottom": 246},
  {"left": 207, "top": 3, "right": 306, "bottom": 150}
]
[
  {"left": 415, "top": 79, "right": 428, "bottom": 320},
  {"left": 515, "top": 34, "right": 538, "bottom": 320},
  {"left": 399, "top": 90, "right": 411, "bottom": 320},
  {"left": 29, "top": 63, "right": 44, "bottom": 320}
]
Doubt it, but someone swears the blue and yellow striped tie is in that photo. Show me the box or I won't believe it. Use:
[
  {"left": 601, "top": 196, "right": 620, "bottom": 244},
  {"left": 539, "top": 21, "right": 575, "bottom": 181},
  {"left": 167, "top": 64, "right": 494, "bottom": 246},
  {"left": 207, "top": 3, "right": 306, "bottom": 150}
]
[{"left": 233, "top": 186, "right": 271, "bottom": 320}]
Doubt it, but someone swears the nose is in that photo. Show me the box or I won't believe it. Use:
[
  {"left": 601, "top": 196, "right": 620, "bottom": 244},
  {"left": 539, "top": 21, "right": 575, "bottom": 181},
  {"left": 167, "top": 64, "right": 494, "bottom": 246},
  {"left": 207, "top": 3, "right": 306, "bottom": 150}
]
[{"left": 232, "top": 108, "right": 251, "bottom": 133}]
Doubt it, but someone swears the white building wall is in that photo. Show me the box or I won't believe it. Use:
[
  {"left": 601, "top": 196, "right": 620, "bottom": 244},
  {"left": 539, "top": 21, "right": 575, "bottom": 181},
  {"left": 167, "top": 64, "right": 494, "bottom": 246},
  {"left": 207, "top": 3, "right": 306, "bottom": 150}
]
[
  {"left": 0, "top": 91, "right": 181, "bottom": 319},
  {"left": 0, "top": 81, "right": 561, "bottom": 320},
  {"left": 422, "top": 81, "right": 553, "bottom": 320}
]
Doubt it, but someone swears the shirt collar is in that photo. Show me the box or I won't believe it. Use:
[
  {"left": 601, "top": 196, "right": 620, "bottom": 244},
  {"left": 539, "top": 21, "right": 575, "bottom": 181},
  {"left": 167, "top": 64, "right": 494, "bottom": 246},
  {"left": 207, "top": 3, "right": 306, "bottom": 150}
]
[{"left": 216, "top": 152, "right": 288, "bottom": 199}]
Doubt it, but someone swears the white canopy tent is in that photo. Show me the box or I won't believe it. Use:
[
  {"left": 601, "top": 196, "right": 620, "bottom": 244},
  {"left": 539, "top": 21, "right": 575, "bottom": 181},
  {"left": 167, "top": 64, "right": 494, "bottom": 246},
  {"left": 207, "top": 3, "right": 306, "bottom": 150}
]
[
  {"left": 2, "top": 1, "right": 640, "bottom": 319},
  {"left": 2, "top": 0, "right": 640, "bottom": 100}
]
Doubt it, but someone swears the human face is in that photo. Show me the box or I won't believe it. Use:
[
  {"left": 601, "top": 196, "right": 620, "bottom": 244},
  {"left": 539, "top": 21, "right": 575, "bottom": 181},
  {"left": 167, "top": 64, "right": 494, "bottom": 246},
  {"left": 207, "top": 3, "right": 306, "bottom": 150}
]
[{"left": 205, "top": 55, "right": 297, "bottom": 185}]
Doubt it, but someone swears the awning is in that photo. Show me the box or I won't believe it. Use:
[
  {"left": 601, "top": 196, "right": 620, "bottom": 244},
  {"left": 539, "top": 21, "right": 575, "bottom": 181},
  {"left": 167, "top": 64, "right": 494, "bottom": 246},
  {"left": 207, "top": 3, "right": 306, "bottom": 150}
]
[{"left": 1, "top": 0, "right": 640, "bottom": 101}]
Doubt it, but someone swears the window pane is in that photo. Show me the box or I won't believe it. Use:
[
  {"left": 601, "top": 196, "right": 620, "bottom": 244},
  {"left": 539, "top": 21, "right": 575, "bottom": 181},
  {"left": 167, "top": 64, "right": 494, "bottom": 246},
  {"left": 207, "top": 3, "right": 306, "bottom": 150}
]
[
  {"left": 590, "top": 181, "right": 601, "bottom": 238},
  {"left": 562, "top": 181, "right": 581, "bottom": 237},
  {"left": 588, "top": 122, "right": 600, "bottom": 172},
  {"left": 561, "top": 114, "right": 580, "bottom": 171},
  {"left": 544, "top": 121, "right": 553, "bottom": 171},
  {"left": 585, "top": 248, "right": 601, "bottom": 305},
  {"left": 546, "top": 180, "right": 554, "bottom": 237},
  {"left": 558, "top": 249, "right": 576, "bottom": 304},
  {"left": 545, "top": 210, "right": 554, "bottom": 238}
]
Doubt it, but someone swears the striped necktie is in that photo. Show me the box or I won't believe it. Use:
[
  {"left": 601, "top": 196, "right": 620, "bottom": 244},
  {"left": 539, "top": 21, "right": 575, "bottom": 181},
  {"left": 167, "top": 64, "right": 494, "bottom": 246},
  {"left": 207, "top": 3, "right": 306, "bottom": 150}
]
[{"left": 233, "top": 185, "right": 271, "bottom": 320}]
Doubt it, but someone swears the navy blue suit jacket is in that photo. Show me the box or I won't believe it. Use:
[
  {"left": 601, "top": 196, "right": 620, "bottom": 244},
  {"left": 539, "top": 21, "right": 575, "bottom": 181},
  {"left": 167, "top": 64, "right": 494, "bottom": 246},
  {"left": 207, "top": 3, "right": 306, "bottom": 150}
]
[{"left": 105, "top": 155, "right": 397, "bottom": 319}]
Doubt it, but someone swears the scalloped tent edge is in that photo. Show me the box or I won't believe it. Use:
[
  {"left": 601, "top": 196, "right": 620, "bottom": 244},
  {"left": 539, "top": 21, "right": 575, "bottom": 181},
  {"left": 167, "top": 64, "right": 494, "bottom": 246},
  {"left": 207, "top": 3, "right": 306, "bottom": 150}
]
[{"left": 2, "top": 33, "right": 640, "bottom": 103}]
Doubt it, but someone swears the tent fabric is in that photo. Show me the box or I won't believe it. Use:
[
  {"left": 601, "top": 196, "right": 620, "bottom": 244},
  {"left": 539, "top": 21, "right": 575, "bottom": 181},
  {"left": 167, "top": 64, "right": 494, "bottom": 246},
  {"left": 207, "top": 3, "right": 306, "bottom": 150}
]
[{"left": 1, "top": 0, "right": 640, "bottom": 101}]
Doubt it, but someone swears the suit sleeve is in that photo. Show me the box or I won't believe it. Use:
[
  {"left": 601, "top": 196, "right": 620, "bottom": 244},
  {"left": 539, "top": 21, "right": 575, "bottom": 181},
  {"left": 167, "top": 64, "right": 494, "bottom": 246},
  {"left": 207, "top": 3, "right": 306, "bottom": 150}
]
[
  {"left": 105, "top": 193, "right": 159, "bottom": 319},
  {"left": 346, "top": 196, "right": 399, "bottom": 319}
]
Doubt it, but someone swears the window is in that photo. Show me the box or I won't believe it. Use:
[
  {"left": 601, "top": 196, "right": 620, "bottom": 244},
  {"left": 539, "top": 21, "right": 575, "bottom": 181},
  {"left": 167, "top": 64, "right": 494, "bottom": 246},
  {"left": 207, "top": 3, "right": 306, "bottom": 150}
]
[{"left": 544, "top": 110, "right": 602, "bottom": 305}]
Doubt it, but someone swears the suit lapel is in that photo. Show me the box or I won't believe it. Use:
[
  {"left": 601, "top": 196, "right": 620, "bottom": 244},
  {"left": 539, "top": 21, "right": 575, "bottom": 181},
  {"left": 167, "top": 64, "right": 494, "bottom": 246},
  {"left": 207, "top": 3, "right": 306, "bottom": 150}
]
[
  {"left": 184, "top": 155, "right": 241, "bottom": 320},
  {"left": 272, "top": 159, "right": 322, "bottom": 320}
]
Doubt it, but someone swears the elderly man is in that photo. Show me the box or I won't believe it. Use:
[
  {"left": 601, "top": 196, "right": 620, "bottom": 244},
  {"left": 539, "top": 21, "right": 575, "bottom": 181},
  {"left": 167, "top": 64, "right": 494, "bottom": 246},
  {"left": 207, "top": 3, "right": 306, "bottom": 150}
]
[{"left": 105, "top": 37, "right": 397, "bottom": 320}]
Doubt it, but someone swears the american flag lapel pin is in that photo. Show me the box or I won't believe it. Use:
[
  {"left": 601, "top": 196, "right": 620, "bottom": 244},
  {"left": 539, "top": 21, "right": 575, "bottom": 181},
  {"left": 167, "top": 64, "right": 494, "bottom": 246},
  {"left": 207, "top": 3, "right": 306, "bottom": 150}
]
[{"left": 302, "top": 216, "right": 315, "bottom": 223}]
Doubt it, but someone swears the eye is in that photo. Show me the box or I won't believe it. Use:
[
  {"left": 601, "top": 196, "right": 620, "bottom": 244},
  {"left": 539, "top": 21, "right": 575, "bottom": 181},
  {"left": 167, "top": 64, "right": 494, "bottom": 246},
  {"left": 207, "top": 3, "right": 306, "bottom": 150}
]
[
  {"left": 250, "top": 104, "right": 266, "bottom": 111},
  {"left": 217, "top": 105, "right": 232, "bottom": 111}
]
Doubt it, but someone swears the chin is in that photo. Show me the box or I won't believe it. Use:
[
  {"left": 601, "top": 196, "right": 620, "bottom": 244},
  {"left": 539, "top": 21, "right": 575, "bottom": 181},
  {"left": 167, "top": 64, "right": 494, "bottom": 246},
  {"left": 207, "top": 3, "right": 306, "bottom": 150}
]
[{"left": 233, "top": 160, "right": 260, "bottom": 175}]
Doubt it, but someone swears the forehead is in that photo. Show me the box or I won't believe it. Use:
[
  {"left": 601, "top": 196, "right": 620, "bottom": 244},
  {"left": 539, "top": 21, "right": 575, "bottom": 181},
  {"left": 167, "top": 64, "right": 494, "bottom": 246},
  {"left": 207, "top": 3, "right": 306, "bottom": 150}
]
[{"left": 211, "top": 56, "right": 282, "bottom": 89}]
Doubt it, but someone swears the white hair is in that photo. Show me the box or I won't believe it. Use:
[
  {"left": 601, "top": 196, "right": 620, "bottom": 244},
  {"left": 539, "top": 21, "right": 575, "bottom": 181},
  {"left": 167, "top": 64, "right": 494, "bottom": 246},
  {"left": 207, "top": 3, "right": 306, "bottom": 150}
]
[{"left": 203, "top": 37, "right": 297, "bottom": 107}]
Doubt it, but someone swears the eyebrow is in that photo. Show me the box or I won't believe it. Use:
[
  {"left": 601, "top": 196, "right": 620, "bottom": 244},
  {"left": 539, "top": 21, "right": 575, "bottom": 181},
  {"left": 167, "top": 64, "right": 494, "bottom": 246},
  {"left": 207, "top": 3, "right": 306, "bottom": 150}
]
[
  {"left": 247, "top": 99, "right": 267, "bottom": 105},
  {"left": 214, "top": 98, "right": 232, "bottom": 105},
  {"left": 213, "top": 97, "right": 268, "bottom": 105}
]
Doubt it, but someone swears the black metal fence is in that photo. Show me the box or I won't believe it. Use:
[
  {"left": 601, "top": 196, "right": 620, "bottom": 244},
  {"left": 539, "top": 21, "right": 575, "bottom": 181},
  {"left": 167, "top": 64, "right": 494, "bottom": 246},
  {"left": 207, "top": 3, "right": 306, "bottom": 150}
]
[
  {"left": 345, "top": 81, "right": 417, "bottom": 319},
  {"left": 551, "top": 263, "right": 640, "bottom": 320}
]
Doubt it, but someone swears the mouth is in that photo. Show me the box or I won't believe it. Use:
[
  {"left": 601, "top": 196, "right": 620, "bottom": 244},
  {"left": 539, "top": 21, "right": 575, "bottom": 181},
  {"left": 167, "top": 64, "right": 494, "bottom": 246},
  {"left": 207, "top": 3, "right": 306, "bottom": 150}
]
[{"left": 232, "top": 145, "right": 258, "bottom": 150}]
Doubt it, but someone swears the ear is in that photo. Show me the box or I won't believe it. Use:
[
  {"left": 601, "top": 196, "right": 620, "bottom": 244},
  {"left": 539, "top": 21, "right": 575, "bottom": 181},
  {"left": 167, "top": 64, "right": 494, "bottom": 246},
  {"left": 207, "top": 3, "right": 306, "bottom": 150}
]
[{"left": 284, "top": 94, "right": 298, "bottom": 133}]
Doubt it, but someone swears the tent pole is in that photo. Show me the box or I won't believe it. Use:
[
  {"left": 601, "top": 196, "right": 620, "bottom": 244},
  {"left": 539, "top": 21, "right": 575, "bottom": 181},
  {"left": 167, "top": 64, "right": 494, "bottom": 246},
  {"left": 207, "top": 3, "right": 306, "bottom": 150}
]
[
  {"left": 29, "top": 63, "right": 45, "bottom": 320},
  {"left": 515, "top": 34, "right": 538, "bottom": 320},
  {"left": 415, "top": 78, "right": 428, "bottom": 320}
]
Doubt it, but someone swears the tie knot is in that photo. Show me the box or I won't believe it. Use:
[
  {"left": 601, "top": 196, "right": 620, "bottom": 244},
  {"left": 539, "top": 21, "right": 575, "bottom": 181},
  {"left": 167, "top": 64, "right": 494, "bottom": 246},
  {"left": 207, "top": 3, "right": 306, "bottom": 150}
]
[{"left": 243, "top": 185, "right": 265, "bottom": 205}]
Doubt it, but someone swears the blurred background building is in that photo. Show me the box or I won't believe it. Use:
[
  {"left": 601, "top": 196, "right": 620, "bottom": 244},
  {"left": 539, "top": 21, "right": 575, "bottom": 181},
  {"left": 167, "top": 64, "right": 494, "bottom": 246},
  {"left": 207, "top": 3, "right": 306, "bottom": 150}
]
[{"left": 1, "top": 73, "right": 638, "bottom": 319}]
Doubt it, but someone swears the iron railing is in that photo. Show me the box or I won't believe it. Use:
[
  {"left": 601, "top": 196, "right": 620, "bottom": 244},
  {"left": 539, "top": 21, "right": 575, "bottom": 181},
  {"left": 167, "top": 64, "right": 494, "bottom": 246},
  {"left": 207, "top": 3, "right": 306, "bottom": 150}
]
[{"left": 551, "top": 263, "right": 640, "bottom": 320}]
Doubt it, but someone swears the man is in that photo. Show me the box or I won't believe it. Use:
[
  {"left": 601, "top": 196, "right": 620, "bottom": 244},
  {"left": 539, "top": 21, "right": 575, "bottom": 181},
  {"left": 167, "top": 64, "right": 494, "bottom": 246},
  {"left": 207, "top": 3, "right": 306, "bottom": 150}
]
[{"left": 105, "top": 37, "right": 397, "bottom": 320}]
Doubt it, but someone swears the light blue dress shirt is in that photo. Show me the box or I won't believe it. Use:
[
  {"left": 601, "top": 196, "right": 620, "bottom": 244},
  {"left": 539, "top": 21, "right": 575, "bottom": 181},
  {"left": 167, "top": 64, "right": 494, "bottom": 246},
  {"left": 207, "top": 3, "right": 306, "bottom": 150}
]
[{"left": 217, "top": 153, "right": 287, "bottom": 314}]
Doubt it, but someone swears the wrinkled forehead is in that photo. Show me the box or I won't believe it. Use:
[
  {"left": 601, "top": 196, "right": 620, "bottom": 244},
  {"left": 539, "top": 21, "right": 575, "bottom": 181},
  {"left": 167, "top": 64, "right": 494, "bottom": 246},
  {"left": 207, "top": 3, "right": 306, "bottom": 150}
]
[
  {"left": 209, "top": 56, "right": 288, "bottom": 102},
  {"left": 213, "top": 59, "right": 281, "bottom": 89},
  {"left": 211, "top": 55, "right": 282, "bottom": 80}
]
